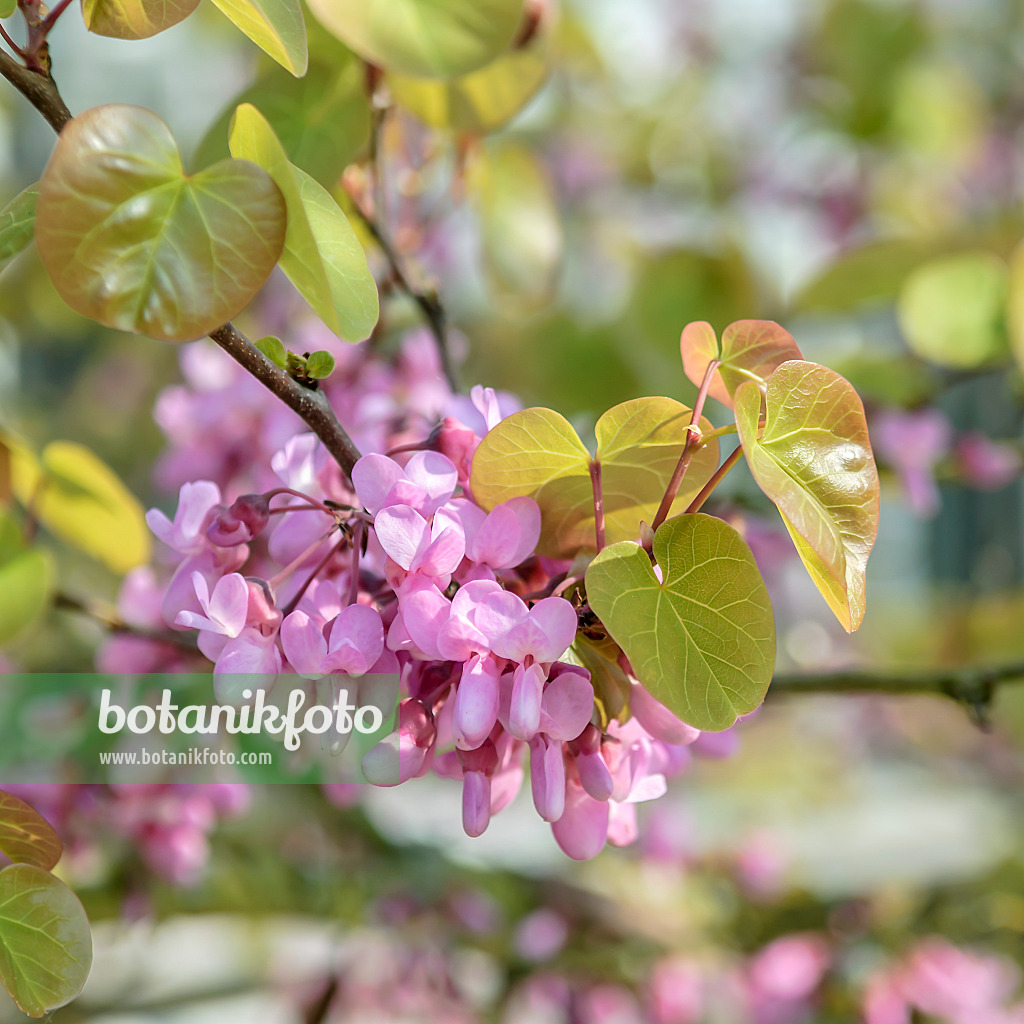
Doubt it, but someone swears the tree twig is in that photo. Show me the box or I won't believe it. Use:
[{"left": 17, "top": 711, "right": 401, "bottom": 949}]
[
  {"left": 209, "top": 323, "right": 362, "bottom": 479},
  {"left": 770, "top": 662, "right": 1024, "bottom": 723},
  {"left": 0, "top": 47, "right": 70, "bottom": 133},
  {"left": 343, "top": 180, "right": 459, "bottom": 392}
]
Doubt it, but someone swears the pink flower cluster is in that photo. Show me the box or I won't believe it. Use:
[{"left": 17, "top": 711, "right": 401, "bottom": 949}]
[{"left": 103, "top": 328, "right": 711, "bottom": 859}]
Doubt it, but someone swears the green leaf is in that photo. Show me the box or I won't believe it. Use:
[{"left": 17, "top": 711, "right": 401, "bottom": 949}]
[
  {"left": 1007, "top": 241, "right": 1024, "bottom": 377},
  {"left": 11, "top": 441, "right": 152, "bottom": 574},
  {"left": 467, "top": 141, "right": 562, "bottom": 306},
  {"left": 470, "top": 398, "right": 719, "bottom": 559},
  {"left": 0, "top": 185, "right": 37, "bottom": 275},
  {"left": 0, "top": 550, "right": 54, "bottom": 647},
  {"left": 307, "top": 0, "right": 524, "bottom": 78},
  {"left": 35, "top": 105, "right": 287, "bottom": 343},
  {"left": 0, "top": 864, "right": 92, "bottom": 1018},
  {"left": 0, "top": 0, "right": 16, "bottom": 16},
  {"left": 570, "top": 635, "right": 630, "bottom": 730},
  {"left": 585, "top": 514, "right": 775, "bottom": 732},
  {"left": 897, "top": 252, "right": 1008, "bottom": 368},
  {"left": 0, "top": 793, "right": 62, "bottom": 871},
  {"left": 681, "top": 319, "right": 803, "bottom": 410},
  {"left": 305, "top": 350, "right": 335, "bottom": 378},
  {"left": 735, "top": 361, "right": 879, "bottom": 632},
  {"left": 256, "top": 335, "right": 288, "bottom": 368},
  {"left": 209, "top": 0, "right": 307, "bottom": 75},
  {"left": 389, "top": 43, "right": 547, "bottom": 133},
  {"left": 81, "top": 0, "right": 200, "bottom": 39},
  {"left": 194, "top": 56, "right": 369, "bottom": 188},
  {"left": 229, "top": 103, "right": 379, "bottom": 342}
]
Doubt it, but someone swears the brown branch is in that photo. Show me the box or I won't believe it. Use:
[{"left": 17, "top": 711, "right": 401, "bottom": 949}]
[
  {"left": 0, "top": 47, "right": 70, "bottom": 133},
  {"left": 769, "top": 662, "right": 1024, "bottom": 723},
  {"left": 209, "top": 323, "right": 362, "bottom": 479}
]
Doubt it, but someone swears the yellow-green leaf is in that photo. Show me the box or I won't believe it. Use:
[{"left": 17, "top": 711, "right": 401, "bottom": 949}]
[
  {"left": 470, "top": 398, "right": 719, "bottom": 558},
  {"left": 735, "top": 361, "right": 879, "bottom": 632},
  {"left": 0, "top": 550, "right": 54, "bottom": 647},
  {"left": 35, "top": 105, "right": 287, "bottom": 343},
  {"left": 897, "top": 251, "right": 1008, "bottom": 368},
  {"left": 0, "top": 793, "right": 62, "bottom": 871},
  {"left": 585, "top": 514, "right": 775, "bottom": 732},
  {"left": 0, "top": 185, "right": 37, "bottom": 275},
  {"left": 81, "top": 0, "right": 199, "bottom": 39},
  {"left": 229, "top": 103, "right": 378, "bottom": 342},
  {"left": 0, "top": 864, "right": 92, "bottom": 1018},
  {"left": 389, "top": 43, "right": 547, "bottom": 133},
  {"left": 681, "top": 319, "right": 803, "bottom": 410},
  {"left": 209, "top": 0, "right": 307, "bottom": 75},
  {"left": 11, "top": 441, "right": 152, "bottom": 574},
  {"left": 1007, "top": 241, "right": 1024, "bottom": 376},
  {"left": 306, "top": 0, "right": 524, "bottom": 78}
]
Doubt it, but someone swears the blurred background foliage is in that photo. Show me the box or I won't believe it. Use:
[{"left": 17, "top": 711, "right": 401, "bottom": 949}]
[{"left": 2, "top": 0, "right": 1024, "bottom": 1020}]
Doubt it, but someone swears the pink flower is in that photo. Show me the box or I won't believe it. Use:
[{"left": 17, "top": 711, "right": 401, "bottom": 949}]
[
  {"left": 450, "top": 496, "right": 542, "bottom": 570},
  {"left": 352, "top": 450, "right": 458, "bottom": 516},
  {"left": 281, "top": 604, "right": 385, "bottom": 679},
  {"left": 955, "top": 433, "right": 1022, "bottom": 491},
  {"left": 146, "top": 480, "right": 222, "bottom": 555},
  {"left": 873, "top": 408, "right": 952, "bottom": 518},
  {"left": 375, "top": 504, "right": 466, "bottom": 581}
]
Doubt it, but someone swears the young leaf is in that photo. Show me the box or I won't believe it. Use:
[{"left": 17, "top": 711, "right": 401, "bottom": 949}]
[
  {"left": 35, "top": 104, "right": 287, "bottom": 343},
  {"left": 229, "top": 103, "right": 379, "bottom": 342},
  {"left": 81, "top": 0, "right": 200, "bottom": 39},
  {"left": 305, "top": 350, "right": 335, "bottom": 378},
  {"left": 389, "top": 44, "right": 548, "bottom": 134},
  {"left": 256, "top": 335, "right": 289, "bottom": 368},
  {"left": 209, "top": 0, "right": 307, "bottom": 75},
  {"left": 11, "top": 441, "right": 152, "bottom": 574},
  {"left": 897, "top": 251, "right": 1008, "bottom": 368},
  {"left": 681, "top": 320, "right": 803, "bottom": 409},
  {"left": 306, "top": 0, "right": 525, "bottom": 78},
  {"left": 0, "top": 185, "right": 37, "bottom": 275},
  {"left": 470, "top": 398, "right": 719, "bottom": 558},
  {"left": 0, "top": 792, "right": 62, "bottom": 871},
  {"left": 0, "top": 864, "right": 92, "bottom": 1018},
  {"left": 0, "top": 549, "right": 54, "bottom": 647},
  {"left": 194, "top": 56, "right": 369, "bottom": 188},
  {"left": 0, "top": 0, "right": 16, "bottom": 16},
  {"left": 735, "top": 361, "right": 880, "bottom": 632},
  {"left": 585, "top": 514, "right": 775, "bottom": 732}
]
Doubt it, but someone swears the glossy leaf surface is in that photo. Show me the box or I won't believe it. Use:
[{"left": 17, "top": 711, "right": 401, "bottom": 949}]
[
  {"left": 209, "top": 0, "right": 307, "bottom": 74},
  {"left": 81, "top": 0, "right": 200, "bottom": 39},
  {"left": 735, "top": 361, "right": 879, "bottom": 632},
  {"left": 36, "top": 105, "right": 286, "bottom": 342},
  {"left": 0, "top": 793, "right": 62, "bottom": 871}
]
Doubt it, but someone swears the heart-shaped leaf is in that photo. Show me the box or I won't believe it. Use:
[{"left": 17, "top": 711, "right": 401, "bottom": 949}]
[
  {"left": 228, "top": 103, "right": 378, "bottom": 342},
  {"left": 209, "top": 0, "right": 307, "bottom": 75},
  {"left": 0, "top": 185, "right": 37, "bottom": 275},
  {"left": 0, "top": 793, "right": 62, "bottom": 871},
  {"left": 0, "top": 550, "right": 54, "bottom": 647},
  {"left": 81, "top": 0, "right": 200, "bottom": 39},
  {"left": 897, "top": 251, "right": 1008, "bottom": 368},
  {"left": 35, "top": 104, "right": 287, "bottom": 343},
  {"left": 735, "top": 361, "right": 879, "bottom": 632},
  {"left": 585, "top": 514, "right": 775, "bottom": 732},
  {"left": 470, "top": 398, "right": 719, "bottom": 558},
  {"left": 195, "top": 55, "right": 369, "bottom": 188},
  {"left": 306, "top": 0, "right": 524, "bottom": 78},
  {"left": 11, "top": 440, "right": 151, "bottom": 574},
  {"left": 0, "top": 864, "right": 92, "bottom": 1018},
  {"left": 389, "top": 43, "right": 548, "bottom": 134},
  {"left": 681, "top": 320, "right": 803, "bottom": 409}
]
